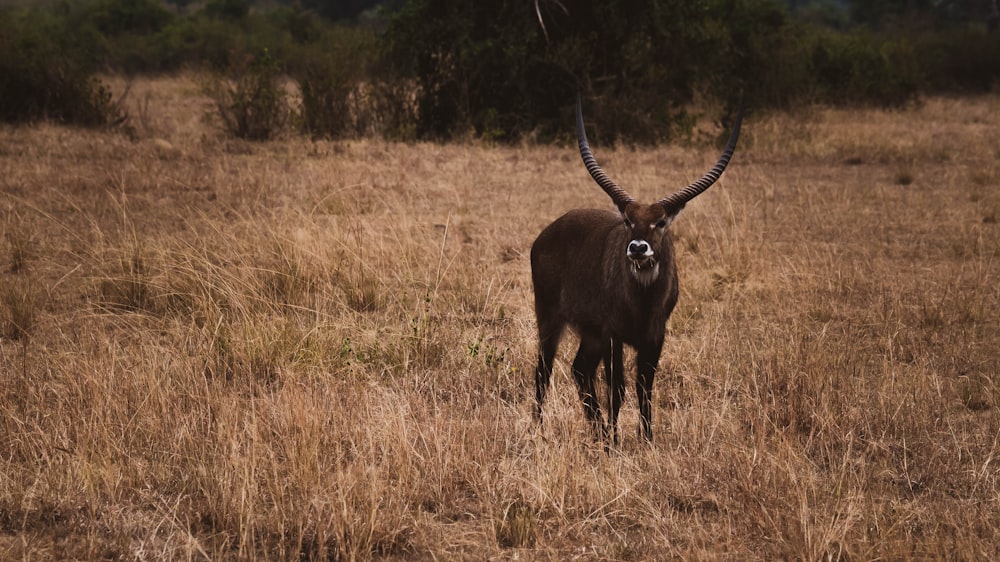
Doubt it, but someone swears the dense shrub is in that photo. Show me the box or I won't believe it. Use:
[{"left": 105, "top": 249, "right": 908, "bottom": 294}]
[
  {"left": 292, "top": 27, "right": 370, "bottom": 139},
  {"left": 206, "top": 49, "right": 290, "bottom": 140},
  {"left": 804, "top": 28, "right": 919, "bottom": 106},
  {"left": 381, "top": 0, "right": 945, "bottom": 141},
  {"left": 202, "top": 0, "right": 251, "bottom": 21},
  {"left": 384, "top": 0, "right": 533, "bottom": 140},
  {"left": 1, "top": 0, "right": 998, "bottom": 140},
  {"left": 384, "top": 0, "right": 734, "bottom": 142},
  {"left": 55, "top": 0, "right": 303, "bottom": 73},
  {"left": 88, "top": 0, "right": 174, "bottom": 36},
  {"left": 914, "top": 27, "right": 1000, "bottom": 92},
  {"left": 0, "top": 10, "right": 126, "bottom": 127},
  {"left": 292, "top": 26, "right": 416, "bottom": 139}
]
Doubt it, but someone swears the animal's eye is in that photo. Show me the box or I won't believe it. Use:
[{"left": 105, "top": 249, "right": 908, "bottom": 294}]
[
  {"left": 623, "top": 218, "right": 634, "bottom": 228},
  {"left": 655, "top": 219, "right": 667, "bottom": 228}
]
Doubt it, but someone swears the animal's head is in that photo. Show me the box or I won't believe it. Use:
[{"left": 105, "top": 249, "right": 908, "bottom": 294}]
[{"left": 575, "top": 96, "right": 743, "bottom": 284}]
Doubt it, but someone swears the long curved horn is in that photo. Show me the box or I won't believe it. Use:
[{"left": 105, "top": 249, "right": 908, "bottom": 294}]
[
  {"left": 657, "top": 106, "right": 744, "bottom": 212},
  {"left": 576, "top": 95, "right": 633, "bottom": 212}
]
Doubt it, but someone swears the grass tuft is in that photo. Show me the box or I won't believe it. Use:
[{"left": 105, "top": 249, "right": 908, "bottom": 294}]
[
  {"left": 2, "top": 276, "right": 39, "bottom": 341},
  {"left": 98, "top": 240, "right": 153, "bottom": 313},
  {"left": 5, "top": 226, "right": 34, "bottom": 273}
]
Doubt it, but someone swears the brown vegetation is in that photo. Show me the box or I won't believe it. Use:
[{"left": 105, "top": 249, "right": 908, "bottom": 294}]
[{"left": 1, "top": 76, "right": 998, "bottom": 559}]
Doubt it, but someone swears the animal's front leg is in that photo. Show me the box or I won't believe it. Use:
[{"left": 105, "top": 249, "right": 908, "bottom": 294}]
[
  {"left": 604, "top": 338, "right": 625, "bottom": 446},
  {"left": 635, "top": 341, "right": 663, "bottom": 442}
]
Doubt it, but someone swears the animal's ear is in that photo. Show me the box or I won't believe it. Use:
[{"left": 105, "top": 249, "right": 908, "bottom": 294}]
[
  {"left": 621, "top": 210, "right": 634, "bottom": 229},
  {"left": 659, "top": 202, "right": 685, "bottom": 228}
]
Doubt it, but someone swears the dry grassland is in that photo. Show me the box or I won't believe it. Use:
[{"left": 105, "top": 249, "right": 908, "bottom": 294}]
[{"left": 1, "top": 75, "right": 998, "bottom": 560}]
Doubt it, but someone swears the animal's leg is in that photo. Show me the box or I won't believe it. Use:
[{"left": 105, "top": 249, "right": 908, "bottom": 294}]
[
  {"left": 635, "top": 341, "right": 663, "bottom": 442},
  {"left": 572, "top": 332, "right": 606, "bottom": 439},
  {"left": 604, "top": 338, "right": 625, "bottom": 446},
  {"left": 534, "top": 318, "right": 564, "bottom": 423}
]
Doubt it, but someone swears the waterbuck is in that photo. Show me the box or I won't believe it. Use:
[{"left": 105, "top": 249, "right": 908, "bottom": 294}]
[{"left": 531, "top": 98, "right": 743, "bottom": 443}]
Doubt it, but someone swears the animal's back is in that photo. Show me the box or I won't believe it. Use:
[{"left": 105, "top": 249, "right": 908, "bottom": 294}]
[{"left": 530, "top": 209, "right": 622, "bottom": 328}]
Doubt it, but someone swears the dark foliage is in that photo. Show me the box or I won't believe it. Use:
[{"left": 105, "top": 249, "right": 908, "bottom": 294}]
[
  {"left": 386, "top": 1, "right": 809, "bottom": 141},
  {"left": 294, "top": 27, "right": 377, "bottom": 139},
  {"left": 207, "top": 49, "right": 290, "bottom": 140},
  {"left": 847, "top": 0, "right": 1000, "bottom": 28},
  {"left": 1, "top": 0, "right": 997, "bottom": 139},
  {"left": 383, "top": 0, "right": 743, "bottom": 142},
  {"left": 0, "top": 9, "right": 126, "bottom": 127}
]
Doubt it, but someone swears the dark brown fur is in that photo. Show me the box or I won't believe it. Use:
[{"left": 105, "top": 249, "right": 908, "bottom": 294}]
[
  {"left": 531, "top": 204, "right": 679, "bottom": 443},
  {"left": 531, "top": 98, "right": 742, "bottom": 444}
]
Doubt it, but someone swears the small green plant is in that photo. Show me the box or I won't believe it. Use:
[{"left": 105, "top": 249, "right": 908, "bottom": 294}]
[
  {"left": 339, "top": 337, "right": 353, "bottom": 360},
  {"left": 467, "top": 335, "right": 509, "bottom": 370},
  {"left": 207, "top": 49, "right": 290, "bottom": 140}
]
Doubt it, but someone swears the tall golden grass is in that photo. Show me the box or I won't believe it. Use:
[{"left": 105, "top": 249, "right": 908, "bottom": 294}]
[{"left": 1, "top": 76, "right": 998, "bottom": 560}]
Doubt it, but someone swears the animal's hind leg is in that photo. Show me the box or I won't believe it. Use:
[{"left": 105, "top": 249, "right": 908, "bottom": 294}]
[
  {"left": 604, "top": 338, "right": 625, "bottom": 445},
  {"left": 571, "top": 332, "right": 606, "bottom": 439},
  {"left": 534, "top": 318, "right": 564, "bottom": 423}
]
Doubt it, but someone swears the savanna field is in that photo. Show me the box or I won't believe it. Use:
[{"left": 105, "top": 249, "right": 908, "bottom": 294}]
[{"left": 1, "top": 76, "right": 998, "bottom": 560}]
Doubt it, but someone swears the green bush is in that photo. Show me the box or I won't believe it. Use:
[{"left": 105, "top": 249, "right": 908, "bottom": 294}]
[
  {"left": 296, "top": 53, "right": 363, "bottom": 139},
  {"left": 206, "top": 49, "right": 290, "bottom": 140},
  {"left": 384, "top": 0, "right": 722, "bottom": 143},
  {"left": 202, "top": 0, "right": 251, "bottom": 22},
  {"left": 164, "top": 17, "right": 247, "bottom": 70},
  {"left": 800, "top": 28, "right": 919, "bottom": 106},
  {"left": 88, "top": 0, "right": 174, "bottom": 36},
  {"left": 0, "top": 9, "right": 126, "bottom": 127},
  {"left": 293, "top": 26, "right": 411, "bottom": 139},
  {"left": 66, "top": 0, "right": 303, "bottom": 73},
  {"left": 2, "top": 0, "right": 997, "bottom": 141},
  {"left": 914, "top": 27, "right": 1000, "bottom": 93}
]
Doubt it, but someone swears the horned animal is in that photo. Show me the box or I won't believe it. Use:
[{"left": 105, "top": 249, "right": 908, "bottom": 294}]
[{"left": 530, "top": 98, "right": 743, "bottom": 443}]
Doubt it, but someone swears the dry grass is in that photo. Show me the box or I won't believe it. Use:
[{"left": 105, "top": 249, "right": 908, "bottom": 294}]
[{"left": 0, "top": 77, "right": 998, "bottom": 560}]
